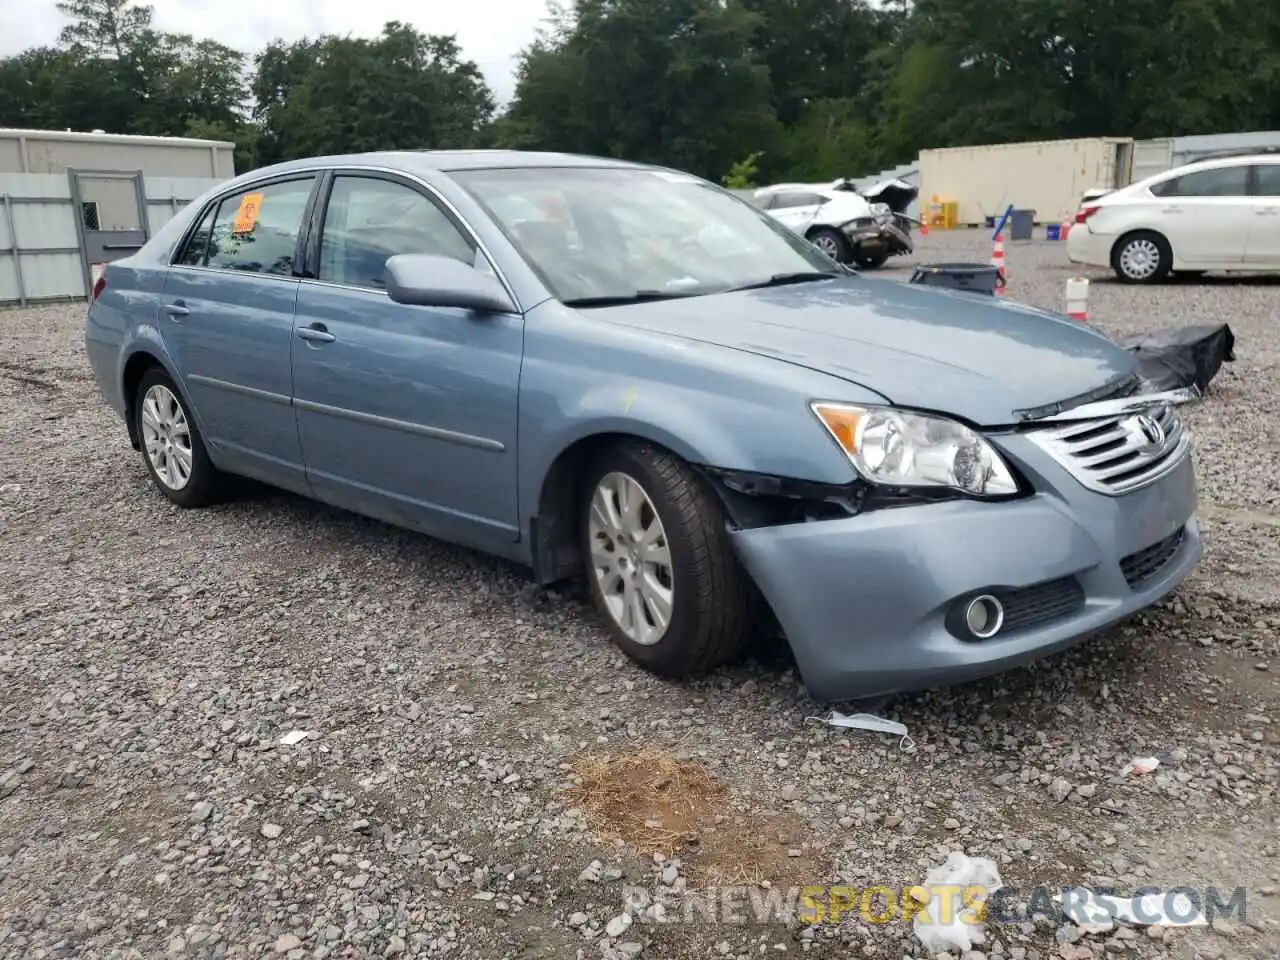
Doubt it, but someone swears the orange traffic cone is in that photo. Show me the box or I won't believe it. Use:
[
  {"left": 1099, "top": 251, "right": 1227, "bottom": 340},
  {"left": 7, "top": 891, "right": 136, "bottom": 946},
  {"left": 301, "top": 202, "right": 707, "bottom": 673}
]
[
  {"left": 919, "top": 219, "right": 929, "bottom": 237},
  {"left": 991, "top": 233, "right": 1007, "bottom": 295}
]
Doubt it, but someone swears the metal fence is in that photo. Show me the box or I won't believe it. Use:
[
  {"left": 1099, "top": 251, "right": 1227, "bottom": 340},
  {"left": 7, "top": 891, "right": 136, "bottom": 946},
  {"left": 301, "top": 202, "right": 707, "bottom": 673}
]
[{"left": 0, "top": 172, "right": 223, "bottom": 306}]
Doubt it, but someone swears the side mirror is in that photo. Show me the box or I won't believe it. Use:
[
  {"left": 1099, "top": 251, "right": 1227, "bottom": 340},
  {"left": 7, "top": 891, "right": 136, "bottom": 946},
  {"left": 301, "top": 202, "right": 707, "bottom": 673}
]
[{"left": 384, "top": 253, "right": 515, "bottom": 314}]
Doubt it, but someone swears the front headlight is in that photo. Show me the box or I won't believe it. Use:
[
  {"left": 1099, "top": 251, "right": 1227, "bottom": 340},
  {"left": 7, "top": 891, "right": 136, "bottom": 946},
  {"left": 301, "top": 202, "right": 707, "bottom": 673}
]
[{"left": 810, "top": 402, "right": 1019, "bottom": 497}]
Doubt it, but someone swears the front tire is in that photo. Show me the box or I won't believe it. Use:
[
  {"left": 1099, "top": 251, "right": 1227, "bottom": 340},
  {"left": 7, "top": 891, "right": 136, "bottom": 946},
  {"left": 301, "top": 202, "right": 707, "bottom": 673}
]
[
  {"left": 134, "top": 367, "right": 226, "bottom": 508},
  {"left": 580, "top": 441, "right": 752, "bottom": 678},
  {"left": 1112, "top": 231, "right": 1172, "bottom": 284},
  {"left": 807, "top": 226, "right": 853, "bottom": 264}
]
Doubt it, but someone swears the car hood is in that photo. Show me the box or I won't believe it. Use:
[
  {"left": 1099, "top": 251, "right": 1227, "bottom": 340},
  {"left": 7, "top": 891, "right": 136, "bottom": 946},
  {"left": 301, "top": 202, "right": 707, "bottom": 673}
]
[{"left": 590, "top": 277, "right": 1138, "bottom": 426}]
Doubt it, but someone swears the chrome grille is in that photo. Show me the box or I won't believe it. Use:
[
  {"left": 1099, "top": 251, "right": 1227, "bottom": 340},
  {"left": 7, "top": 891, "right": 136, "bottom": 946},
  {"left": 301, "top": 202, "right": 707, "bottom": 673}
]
[{"left": 1023, "top": 401, "right": 1189, "bottom": 496}]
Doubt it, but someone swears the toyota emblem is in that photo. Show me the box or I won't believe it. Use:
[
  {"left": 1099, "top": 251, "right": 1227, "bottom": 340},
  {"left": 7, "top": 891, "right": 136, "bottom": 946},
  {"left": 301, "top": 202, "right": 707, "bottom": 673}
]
[{"left": 1133, "top": 414, "right": 1165, "bottom": 449}]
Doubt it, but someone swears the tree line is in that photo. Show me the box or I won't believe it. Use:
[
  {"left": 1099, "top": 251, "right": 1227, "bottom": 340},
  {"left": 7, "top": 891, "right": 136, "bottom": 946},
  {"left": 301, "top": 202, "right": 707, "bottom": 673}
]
[{"left": 3, "top": 0, "right": 1278, "bottom": 186}]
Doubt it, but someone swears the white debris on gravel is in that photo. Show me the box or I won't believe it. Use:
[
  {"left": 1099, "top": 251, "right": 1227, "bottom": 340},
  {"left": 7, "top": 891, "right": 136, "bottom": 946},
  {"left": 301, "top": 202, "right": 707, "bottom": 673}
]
[{"left": 1, "top": 231, "right": 1278, "bottom": 958}]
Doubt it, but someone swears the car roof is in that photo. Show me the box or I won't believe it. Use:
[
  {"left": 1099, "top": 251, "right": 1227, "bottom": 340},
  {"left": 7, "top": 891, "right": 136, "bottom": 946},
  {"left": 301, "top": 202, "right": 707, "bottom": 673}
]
[
  {"left": 756, "top": 183, "right": 831, "bottom": 194},
  {"left": 1150, "top": 151, "right": 1280, "bottom": 179},
  {"left": 236, "top": 150, "right": 655, "bottom": 182},
  {"left": 1120, "top": 151, "right": 1279, "bottom": 194}
]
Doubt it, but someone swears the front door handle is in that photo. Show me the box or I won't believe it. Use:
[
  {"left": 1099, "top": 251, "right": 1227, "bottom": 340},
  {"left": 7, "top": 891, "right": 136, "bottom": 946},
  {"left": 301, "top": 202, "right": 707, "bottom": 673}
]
[
  {"left": 297, "top": 323, "right": 336, "bottom": 344},
  {"left": 1161, "top": 207, "right": 1183, "bottom": 214},
  {"left": 164, "top": 301, "right": 189, "bottom": 317},
  {"left": 1255, "top": 208, "right": 1278, "bottom": 215}
]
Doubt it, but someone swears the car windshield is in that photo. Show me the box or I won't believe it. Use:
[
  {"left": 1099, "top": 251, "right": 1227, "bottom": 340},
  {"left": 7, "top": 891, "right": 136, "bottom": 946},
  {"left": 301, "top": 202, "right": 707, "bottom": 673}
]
[{"left": 451, "top": 166, "right": 840, "bottom": 305}]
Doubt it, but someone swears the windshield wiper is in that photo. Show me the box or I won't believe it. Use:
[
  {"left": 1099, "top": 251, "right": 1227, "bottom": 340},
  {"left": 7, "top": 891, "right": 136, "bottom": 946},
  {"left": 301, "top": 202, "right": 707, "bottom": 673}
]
[
  {"left": 724, "top": 270, "right": 843, "bottom": 293},
  {"left": 562, "top": 290, "right": 704, "bottom": 308}
]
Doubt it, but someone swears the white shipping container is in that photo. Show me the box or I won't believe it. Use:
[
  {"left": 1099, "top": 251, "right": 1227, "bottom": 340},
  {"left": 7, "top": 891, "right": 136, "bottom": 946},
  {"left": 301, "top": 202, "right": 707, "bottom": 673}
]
[{"left": 919, "top": 137, "right": 1134, "bottom": 227}]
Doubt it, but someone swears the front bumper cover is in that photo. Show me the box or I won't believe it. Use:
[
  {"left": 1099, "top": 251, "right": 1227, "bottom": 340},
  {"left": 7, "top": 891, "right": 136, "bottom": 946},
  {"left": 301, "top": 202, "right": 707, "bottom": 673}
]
[
  {"left": 840, "top": 217, "right": 913, "bottom": 255},
  {"left": 730, "top": 435, "right": 1200, "bottom": 702}
]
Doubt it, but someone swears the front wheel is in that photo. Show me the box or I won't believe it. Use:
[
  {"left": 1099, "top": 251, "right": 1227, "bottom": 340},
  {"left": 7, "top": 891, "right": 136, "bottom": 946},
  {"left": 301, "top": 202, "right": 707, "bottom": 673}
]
[
  {"left": 807, "top": 226, "right": 853, "bottom": 264},
  {"left": 1112, "top": 231, "right": 1172, "bottom": 284},
  {"left": 134, "top": 366, "right": 227, "bottom": 508},
  {"left": 580, "top": 441, "right": 752, "bottom": 678}
]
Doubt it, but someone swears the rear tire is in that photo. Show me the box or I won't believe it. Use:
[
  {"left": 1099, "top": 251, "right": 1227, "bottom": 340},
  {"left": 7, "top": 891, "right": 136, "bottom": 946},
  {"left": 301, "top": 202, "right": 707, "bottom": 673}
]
[
  {"left": 134, "top": 366, "right": 226, "bottom": 508},
  {"left": 1111, "top": 230, "right": 1172, "bottom": 284},
  {"left": 854, "top": 250, "right": 890, "bottom": 269},
  {"left": 580, "top": 440, "right": 752, "bottom": 678},
  {"left": 807, "top": 226, "right": 853, "bottom": 264}
]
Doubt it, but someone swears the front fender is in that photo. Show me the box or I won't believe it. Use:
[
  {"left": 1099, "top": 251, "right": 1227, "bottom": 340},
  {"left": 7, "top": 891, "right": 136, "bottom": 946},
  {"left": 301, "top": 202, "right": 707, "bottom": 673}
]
[{"left": 517, "top": 301, "right": 880, "bottom": 531}]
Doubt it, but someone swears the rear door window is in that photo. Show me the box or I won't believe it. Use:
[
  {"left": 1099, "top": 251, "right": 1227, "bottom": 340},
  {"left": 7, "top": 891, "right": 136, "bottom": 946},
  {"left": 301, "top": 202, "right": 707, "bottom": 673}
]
[
  {"left": 201, "top": 177, "right": 317, "bottom": 276},
  {"left": 771, "top": 192, "right": 827, "bottom": 209},
  {"left": 1149, "top": 166, "right": 1249, "bottom": 198}
]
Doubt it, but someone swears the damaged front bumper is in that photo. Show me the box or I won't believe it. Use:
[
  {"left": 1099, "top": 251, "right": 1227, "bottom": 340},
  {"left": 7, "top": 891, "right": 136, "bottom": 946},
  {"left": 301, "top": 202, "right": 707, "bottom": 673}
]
[
  {"left": 840, "top": 216, "right": 913, "bottom": 256},
  {"left": 714, "top": 432, "right": 1201, "bottom": 702}
]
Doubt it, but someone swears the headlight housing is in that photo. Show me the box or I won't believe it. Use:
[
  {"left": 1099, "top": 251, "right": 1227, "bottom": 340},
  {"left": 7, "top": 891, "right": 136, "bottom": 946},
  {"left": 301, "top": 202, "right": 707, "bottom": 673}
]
[{"left": 810, "top": 402, "right": 1019, "bottom": 497}]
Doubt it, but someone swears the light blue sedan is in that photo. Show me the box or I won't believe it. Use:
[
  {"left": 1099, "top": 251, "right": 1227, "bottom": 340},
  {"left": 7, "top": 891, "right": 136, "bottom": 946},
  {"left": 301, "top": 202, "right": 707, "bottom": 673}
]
[{"left": 84, "top": 150, "right": 1202, "bottom": 701}]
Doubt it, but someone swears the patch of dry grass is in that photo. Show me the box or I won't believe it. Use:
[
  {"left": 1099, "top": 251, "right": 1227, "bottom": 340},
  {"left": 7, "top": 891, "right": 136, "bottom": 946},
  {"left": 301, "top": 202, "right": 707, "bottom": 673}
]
[{"left": 564, "top": 746, "right": 818, "bottom": 888}]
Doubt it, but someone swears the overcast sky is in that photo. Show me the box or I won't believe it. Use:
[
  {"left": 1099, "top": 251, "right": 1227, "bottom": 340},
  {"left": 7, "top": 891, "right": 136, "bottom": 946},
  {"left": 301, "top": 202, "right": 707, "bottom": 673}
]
[{"left": 0, "top": 0, "right": 553, "bottom": 103}]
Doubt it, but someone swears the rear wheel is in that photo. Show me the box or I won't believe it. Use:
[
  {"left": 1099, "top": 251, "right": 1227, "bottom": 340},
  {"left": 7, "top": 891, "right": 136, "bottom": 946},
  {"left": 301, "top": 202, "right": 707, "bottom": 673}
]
[
  {"left": 806, "top": 226, "right": 853, "bottom": 264},
  {"left": 1112, "top": 230, "right": 1172, "bottom": 284},
  {"left": 134, "top": 366, "right": 226, "bottom": 508},
  {"left": 854, "top": 249, "right": 890, "bottom": 269},
  {"left": 580, "top": 441, "right": 752, "bottom": 678}
]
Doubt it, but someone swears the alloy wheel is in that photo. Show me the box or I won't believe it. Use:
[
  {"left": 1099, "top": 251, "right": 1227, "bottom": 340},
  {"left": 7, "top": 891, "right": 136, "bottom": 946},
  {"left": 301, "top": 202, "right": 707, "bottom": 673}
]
[
  {"left": 140, "top": 384, "right": 194, "bottom": 491},
  {"left": 587, "top": 471, "right": 674, "bottom": 646},
  {"left": 813, "top": 234, "right": 840, "bottom": 258}
]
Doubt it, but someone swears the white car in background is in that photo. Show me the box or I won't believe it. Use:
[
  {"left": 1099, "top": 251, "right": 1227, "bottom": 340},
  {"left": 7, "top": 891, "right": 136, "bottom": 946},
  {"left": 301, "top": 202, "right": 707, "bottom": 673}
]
[
  {"left": 1067, "top": 152, "right": 1280, "bottom": 283},
  {"left": 751, "top": 180, "right": 914, "bottom": 269}
]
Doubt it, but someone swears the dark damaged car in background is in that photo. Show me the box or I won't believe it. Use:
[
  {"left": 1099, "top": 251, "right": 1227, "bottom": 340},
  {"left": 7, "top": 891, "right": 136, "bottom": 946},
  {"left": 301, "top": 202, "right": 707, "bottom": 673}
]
[{"left": 84, "top": 149, "right": 1203, "bottom": 701}]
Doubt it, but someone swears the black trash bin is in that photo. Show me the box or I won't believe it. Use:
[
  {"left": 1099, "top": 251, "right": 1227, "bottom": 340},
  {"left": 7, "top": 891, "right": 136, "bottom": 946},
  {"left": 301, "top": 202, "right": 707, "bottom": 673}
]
[
  {"left": 909, "top": 262, "right": 1000, "bottom": 296},
  {"left": 1009, "top": 208, "right": 1036, "bottom": 241}
]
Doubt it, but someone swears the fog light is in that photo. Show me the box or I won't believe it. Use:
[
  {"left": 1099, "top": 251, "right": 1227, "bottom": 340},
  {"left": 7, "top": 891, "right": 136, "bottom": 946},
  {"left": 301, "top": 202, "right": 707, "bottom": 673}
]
[{"left": 964, "top": 595, "right": 1004, "bottom": 639}]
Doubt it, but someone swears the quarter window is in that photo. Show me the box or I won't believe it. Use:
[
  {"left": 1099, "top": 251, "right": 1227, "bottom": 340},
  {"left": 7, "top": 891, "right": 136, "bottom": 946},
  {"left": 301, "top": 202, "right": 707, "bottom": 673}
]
[
  {"left": 196, "top": 177, "right": 316, "bottom": 276},
  {"left": 317, "top": 176, "right": 478, "bottom": 290},
  {"left": 1253, "top": 163, "right": 1280, "bottom": 197},
  {"left": 176, "top": 204, "right": 216, "bottom": 267},
  {"left": 1149, "top": 166, "right": 1249, "bottom": 198}
]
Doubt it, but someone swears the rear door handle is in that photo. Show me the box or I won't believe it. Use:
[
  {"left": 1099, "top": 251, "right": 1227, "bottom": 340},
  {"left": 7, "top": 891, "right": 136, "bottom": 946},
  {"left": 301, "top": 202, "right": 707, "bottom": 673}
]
[
  {"left": 296, "top": 323, "right": 336, "bottom": 344},
  {"left": 1255, "top": 208, "right": 1278, "bottom": 215},
  {"left": 164, "top": 301, "right": 189, "bottom": 317},
  {"left": 1162, "top": 207, "right": 1183, "bottom": 214}
]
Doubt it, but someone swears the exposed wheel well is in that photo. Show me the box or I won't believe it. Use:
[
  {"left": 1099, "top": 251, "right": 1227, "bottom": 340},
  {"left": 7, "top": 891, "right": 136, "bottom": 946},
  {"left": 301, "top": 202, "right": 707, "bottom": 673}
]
[
  {"left": 122, "top": 352, "right": 162, "bottom": 449},
  {"left": 531, "top": 432, "right": 656, "bottom": 585},
  {"left": 528, "top": 431, "right": 863, "bottom": 587}
]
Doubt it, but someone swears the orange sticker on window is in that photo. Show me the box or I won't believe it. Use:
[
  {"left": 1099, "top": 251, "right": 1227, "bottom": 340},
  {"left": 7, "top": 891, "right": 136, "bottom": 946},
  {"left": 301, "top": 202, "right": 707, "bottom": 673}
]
[{"left": 232, "top": 192, "right": 264, "bottom": 234}]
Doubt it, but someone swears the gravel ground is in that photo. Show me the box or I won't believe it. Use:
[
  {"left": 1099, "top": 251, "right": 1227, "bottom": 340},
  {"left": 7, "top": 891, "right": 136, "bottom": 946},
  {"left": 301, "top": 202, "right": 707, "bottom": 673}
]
[{"left": 2, "top": 230, "right": 1278, "bottom": 960}]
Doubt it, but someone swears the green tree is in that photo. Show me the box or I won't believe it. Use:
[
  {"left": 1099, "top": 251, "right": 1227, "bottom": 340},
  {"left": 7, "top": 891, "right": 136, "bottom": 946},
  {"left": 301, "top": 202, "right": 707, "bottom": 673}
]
[
  {"left": 0, "top": 0, "right": 249, "bottom": 146},
  {"left": 497, "top": 0, "right": 783, "bottom": 182},
  {"left": 250, "top": 23, "right": 494, "bottom": 165}
]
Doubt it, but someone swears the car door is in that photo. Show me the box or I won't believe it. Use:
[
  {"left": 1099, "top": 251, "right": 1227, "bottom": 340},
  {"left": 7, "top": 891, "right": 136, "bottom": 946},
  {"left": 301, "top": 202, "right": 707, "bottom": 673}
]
[
  {"left": 768, "top": 192, "right": 828, "bottom": 234},
  {"left": 1146, "top": 164, "right": 1252, "bottom": 266},
  {"left": 1244, "top": 161, "right": 1280, "bottom": 265},
  {"left": 291, "top": 171, "right": 524, "bottom": 551},
  {"left": 161, "top": 174, "right": 319, "bottom": 494}
]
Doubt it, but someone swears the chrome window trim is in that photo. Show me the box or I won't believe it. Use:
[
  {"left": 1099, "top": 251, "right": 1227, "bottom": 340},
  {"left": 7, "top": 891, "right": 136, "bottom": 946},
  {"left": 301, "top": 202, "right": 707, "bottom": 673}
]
[
  {"left": 166, "top": 164, "right": 523, "bottom": 313},
  {"left": 165, "top": 171, "right": 321, "bottom": 267}
]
